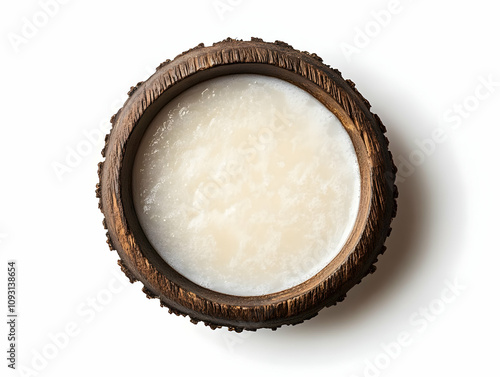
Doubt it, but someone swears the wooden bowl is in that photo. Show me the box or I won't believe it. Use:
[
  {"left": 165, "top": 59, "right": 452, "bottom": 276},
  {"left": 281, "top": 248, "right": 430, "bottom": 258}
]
[{"left": 96, "top": 38, "right": 398, "bottom": 331}]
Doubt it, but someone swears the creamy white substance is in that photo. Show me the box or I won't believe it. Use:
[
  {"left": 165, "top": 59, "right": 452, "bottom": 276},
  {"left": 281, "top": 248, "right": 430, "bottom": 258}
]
[{"left": 133, "top": 74, "right": 360, "bottom": 296}]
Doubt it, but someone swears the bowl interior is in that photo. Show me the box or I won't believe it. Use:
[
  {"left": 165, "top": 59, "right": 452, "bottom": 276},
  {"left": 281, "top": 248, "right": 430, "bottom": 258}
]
[{"left": 120, "top": 62, "right": 371, "bottom": 305}]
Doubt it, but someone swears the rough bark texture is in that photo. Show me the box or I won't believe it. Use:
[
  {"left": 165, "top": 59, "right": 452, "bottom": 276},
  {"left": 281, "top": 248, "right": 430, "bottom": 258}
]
[{"left": 96, "top": 38, "right": 398, "bottom": 331}]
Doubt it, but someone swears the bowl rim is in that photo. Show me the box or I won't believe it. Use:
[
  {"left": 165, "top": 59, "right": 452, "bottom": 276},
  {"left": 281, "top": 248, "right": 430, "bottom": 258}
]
[{"left": 97, "top": 38, "right": 397, "bottom": 331}]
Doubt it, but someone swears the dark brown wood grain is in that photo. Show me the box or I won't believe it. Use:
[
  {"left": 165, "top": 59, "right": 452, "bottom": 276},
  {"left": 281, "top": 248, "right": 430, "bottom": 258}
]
[{"left": 96, "top": 38, "right": 398, "bottom": 331}]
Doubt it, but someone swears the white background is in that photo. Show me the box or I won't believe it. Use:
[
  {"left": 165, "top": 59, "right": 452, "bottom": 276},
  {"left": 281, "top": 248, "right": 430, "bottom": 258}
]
[{"left": 1, "top": 0, "right": 499, "bottom": 376}]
